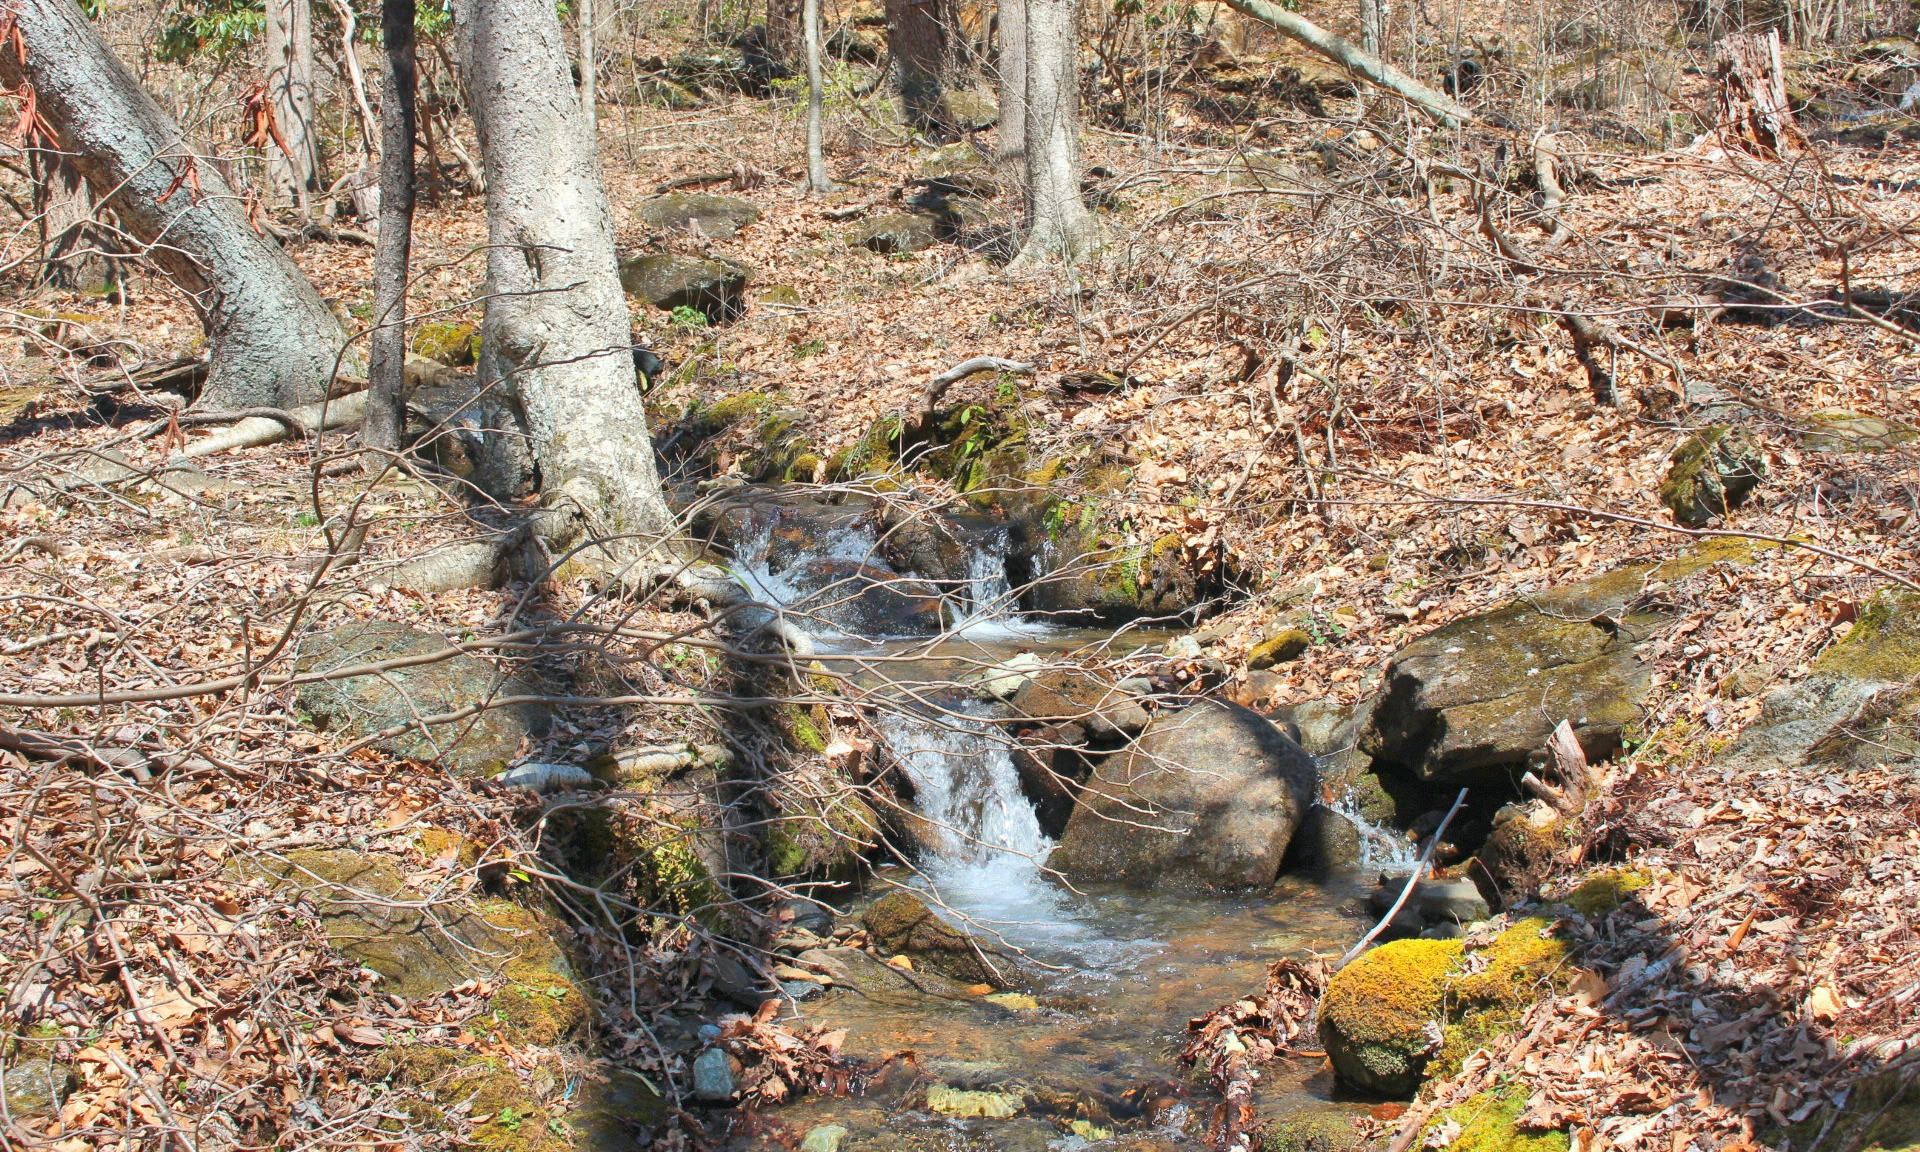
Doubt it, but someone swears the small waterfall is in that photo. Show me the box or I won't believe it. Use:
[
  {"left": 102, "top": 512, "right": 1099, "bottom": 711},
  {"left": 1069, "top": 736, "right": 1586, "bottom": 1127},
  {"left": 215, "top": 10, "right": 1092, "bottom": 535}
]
[
  {"left": 1330, "top": 789, "right": 1420, "bottom": 873},
  {"left": 876, "top": 706, "right": 1048, "bottom": 866},
  {"left": 946, "top": 525, "right": 1046, "bottom": 640}
]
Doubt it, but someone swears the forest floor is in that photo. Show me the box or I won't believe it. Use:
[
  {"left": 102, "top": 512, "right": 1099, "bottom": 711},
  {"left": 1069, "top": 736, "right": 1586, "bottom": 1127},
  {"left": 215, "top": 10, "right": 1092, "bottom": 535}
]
[{"left": 3, "top": 11, "right": 1920, "bottom": 1149}]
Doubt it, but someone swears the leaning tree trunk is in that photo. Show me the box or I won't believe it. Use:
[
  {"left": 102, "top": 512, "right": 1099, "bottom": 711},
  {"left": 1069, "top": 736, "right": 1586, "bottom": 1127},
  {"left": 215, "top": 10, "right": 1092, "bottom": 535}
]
[
  {"left": 264, "top": 0, "right": 321, "bottom": 207},
  {"left": 0, "top": 0, "right": 351, "bottom": 409},
  {"left": 452, "top": 0, "right": 675, "bottom": 560},
  {"left": 1013, "top": 0, "right": 1098, "bottom": 264},
  {"left": 1219, "top": 0, "right": 1473, "bottom": 125},
  {"left": 994, "top": 0, "right": 1026, "bottom": 174},
  {"left": 30, "top": 147, "right": 116, "bottom": 292},
  {"left": 803, "top": 0, "right": 834, "bottom": 192},
  {"left": 888, "top": 0, "right": 952, "bottom": 136},
  {"left": 1713, "top": 31, "right": 1801, "bottom": 158},
  {"left": 364, "top": 0, "right": 417, "bottom": 470},
  {"left": 577, "top": 0, "right": 597, "bottom": 136}
]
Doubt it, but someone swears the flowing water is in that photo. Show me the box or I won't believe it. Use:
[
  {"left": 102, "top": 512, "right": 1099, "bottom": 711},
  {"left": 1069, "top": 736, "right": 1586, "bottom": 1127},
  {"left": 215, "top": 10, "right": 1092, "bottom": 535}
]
[{"left": 722, "top": 495, "right": 1401, "bottom": 1150}]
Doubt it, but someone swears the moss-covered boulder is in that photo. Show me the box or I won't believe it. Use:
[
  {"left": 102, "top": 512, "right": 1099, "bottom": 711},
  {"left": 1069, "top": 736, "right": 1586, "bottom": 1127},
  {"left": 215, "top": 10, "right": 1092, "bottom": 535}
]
[
  {"left": 247, "top": 850, "right": 588, "bottom": 1043},
  {"left": 1781, "top": 1056, "right": 1920, "bottom": 1151},
  {"left": 637, "top": 192, "right": 761, "bottom": 238},
  {"left": 1474, "top": 800, "right": 1568, "bottom": 903},
  {"left": 1719, "top": 590, "right": 1920, "bottom": 774},
  {"left": 1249, "top": 629, "right": 1312, "bottom": 669},
  {"left": 376, "top": 1046, "right": 665, "bottom": 1151},
  {"left": 1361, "top": 546, "right": 1757, "bottom": 783},
  {"left": 848, "top": 212, "right": 939, "bottom": 254},
  {"left": 860, "top": 890, "right": 999, "bottom": 983},
  {"left": 1658, "top": 425, "right": 1766, "bottom": 527},
  {"left": 294, "top": 621, "right": 549, "bottom": 777},
  {"left": 765, "top": 756, "right": 878, "bottom": 881},
  {"left": 1319, "top": 919, "right": 1573, "bottom": 1097},
  {"left": 411, "top": 320, "right": 481, "bottom": 367},
  {"left": 1800, "top": 410, "right": 1918, "bottom": 453},
  {"left": 1, "top": 1057, "right": 72, "bottom": 1120},
  {"left": 618, "top": 253, "right": 751, "bottom": 321},
  {"left": 1051, "top": 700, "right": 1317, "bottom": 890}
]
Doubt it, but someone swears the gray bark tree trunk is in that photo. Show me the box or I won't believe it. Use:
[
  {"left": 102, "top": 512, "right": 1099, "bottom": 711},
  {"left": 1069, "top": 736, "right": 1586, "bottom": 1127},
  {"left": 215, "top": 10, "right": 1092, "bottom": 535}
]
[
  {"left": 1219, "top": 0, "right": 1474, "bottom": 124},
  {"left": 1013, "top": 0, "right": 1098, "bottom": 264},
  {"left": 31, "top": 147, "right": 117, "bottom": 292},
  {"left": 0, "top": 0, "right": 352, "bottom": 409},
  {"left": 888, "top": 0, "right": 952, "bottom": 136},
  {"left": 452, "top": 0, "right": 675, "bottom": 561},
  {"left": 804, "top": 0, "right": 834, "bottom": 191},
  {"left": 577, "top": 0, "right": 597, "bottom": 137},
  {"left": 364, "top": 0, "right": 417, "bottom": 470},
  {"left": 995, "top": 0, "right": 1026, "bottom": 174},
  {"left": 264, "top": 0, "right": 321, "bottom": 207}
]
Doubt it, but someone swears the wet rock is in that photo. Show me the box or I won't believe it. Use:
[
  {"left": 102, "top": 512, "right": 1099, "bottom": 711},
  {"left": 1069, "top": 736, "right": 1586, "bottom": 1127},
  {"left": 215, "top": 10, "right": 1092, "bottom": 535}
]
[
  {"left": 1282, "top": 803, "right": 1364, "bottom": 874},
  {"left": 1319, "top": 918, "right": 1572, "bottom": 1097},
  {"left": 637, "top": 192, "right": 761, "bottom": 238},
  {"left": 861, "top": 890, "right": 1000, "bottom": 984},
  {"left": 1248, "top": 629, "right": 1312, "bottom": 669},
  {"left": 1800, "top": 409, "right": 1917, "bottom": 453},
  {"left": 1659, "top": 425, "right": 1766, "bottom": 526},
  {"left": 1267, "top": 698, "right": 1357, "bottom": 758},
  {"left": 783, "top": 558, "right": 946, "bottom": 636},
  {"left": 800, "top": 1124, "right": 850, "bottom": 1152},
  {"left": 1361, "top": 546, "right": 1759, "bottom": 784},
  {"left": 1416, "top": 878, "right": 1490, "bottom": 925},
  {"left": 704, "top": 953, "right": 773, "bottom": 1008},
  {"left": 692, "top": 1047, "right": 738, "bottom": 1101},
  {"left": 1023, "top": 528, "right": 1208, "bottom": 622},
  {"left": 619, "top": 253, "right": 751, "bottom": 321},
  {"left": 1050, "top": 700, "right": 1318, "bottom": 890},
  {"left": 976, "top": 651, "right": 1046, "bottom": 700},
  {"left": 1009, "top": 668, "right": 1149, "bottom": 739},
  {"left": 848, "top": 212, "right": 939, "bottom": 254},
  {"left": 1011, "top": 723, "right": 1084, "bottom": 837},
  {"left": 293, "top": 621, "right": 549, "bottom": 777},
  {"left": 925, "top": 1084, "right": 1021, "bottom": 1117},
  {"left": 2, "top": 1057, "right": 72, "bottom": 1118}
]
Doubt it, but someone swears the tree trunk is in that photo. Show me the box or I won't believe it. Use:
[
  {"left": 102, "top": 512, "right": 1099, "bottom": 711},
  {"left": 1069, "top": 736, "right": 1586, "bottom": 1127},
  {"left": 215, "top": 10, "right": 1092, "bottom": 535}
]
[
  {"left": 364, "top": 0, "right": 417, "bottom": 470},
  {"left": 995, "top": 0, "right": 1026, "bottom": 174},
  {"left": 804, "top": 0, "right": 834, "bottom": 192},
  {"left": 1359, "top": 0, "right": 1383, "bottom": 56},
  {"left": 323, "top": 0, "right": 380, "bottom": 165},
  {"left": 577, "top": 0, "right": 597, "bottom": 137},
  {"left": 31, "top": 147, "right": 117, "bottom": 292},
  {"left": 1219, "top": 0, "right": 1473, "bottom": 125},
  {"left": 0, "top": 0, "right": 352, "bottom": 409},
  {"left": 1013, "top": 0, "right": 1098, "bottom": 264},
  {"left": 1713, "top": 31, "right": 1801, "bottom": 158},
  {"left": 264, "top": 0, "right": 321, "bottom": 207},
  {"left": 452, "top": 0, "right": 675, "bottom": 559},
  {"left": 888, "top": 0, "right": 952, "bottom": 136},
  {"left": 767, "top": 0, "right": 803, "bottom": 71}
]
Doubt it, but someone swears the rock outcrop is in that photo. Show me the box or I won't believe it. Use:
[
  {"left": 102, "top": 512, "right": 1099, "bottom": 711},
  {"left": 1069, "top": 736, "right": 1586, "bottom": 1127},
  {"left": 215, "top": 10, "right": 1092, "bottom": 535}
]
[
  {"left": 1049, "top": 700, "right": 1317, "bottom": 889},
  {"left": 294, "top": 621, "right": 548, "bottom": 777},
  {"left": 1659, "top": 425, "right": 1766, "bottom": 526},
  {"left": 637, "top": 192, "right": 761, "bottom": 238},
  {"left": 619, "top": 253, "right": 752, "bottom": 321}
]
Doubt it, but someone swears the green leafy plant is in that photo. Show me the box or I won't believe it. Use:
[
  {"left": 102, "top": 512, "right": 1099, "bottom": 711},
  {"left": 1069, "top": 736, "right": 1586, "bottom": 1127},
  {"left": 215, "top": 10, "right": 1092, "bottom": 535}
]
[{"left": 670, "top": 305, "right": 710, "bottom": 330}]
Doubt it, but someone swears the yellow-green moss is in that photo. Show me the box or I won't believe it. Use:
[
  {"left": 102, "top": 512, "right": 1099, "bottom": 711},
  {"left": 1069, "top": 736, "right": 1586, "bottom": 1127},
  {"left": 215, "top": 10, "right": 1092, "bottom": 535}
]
[
  {"left": 1450, "top": 918, "right": 1574, "bottom": 1007},
  {"left": 787, "top": 451, "right": 824, "bottom": 481},
  {"left": 1813, "top": 592, "right": 1920, "bottom": 682},
  {"left": 418, "top": 827, "right": 482, "bottom": 869},
  {"left": 1430, "top": 1087, "right": 1570, "bottom": 1152},
  {"left": 1556, "top": 869, "right": 1651, "bottom": 917},
  {"left": 375, "top": 1046, "right": 572, "bottom": 1151},
  {"left": 1324, "top": 938, "right": 1465, "bottom": 1048},
  {"left": 783, "top": 703, "right": 829, "bottom": 753},
  {"left": 411, "top": 321, "right": 481, "bottom": 367},
  {"left": 1249, "top": 629, "right": 1312, "bottom": 670}
]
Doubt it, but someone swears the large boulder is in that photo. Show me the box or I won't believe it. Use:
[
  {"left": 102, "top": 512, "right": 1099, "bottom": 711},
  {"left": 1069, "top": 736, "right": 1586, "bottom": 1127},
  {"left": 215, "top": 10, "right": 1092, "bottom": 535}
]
[
  {"left": 1319, "top": 918, "right": 1572, "bottom": 1098},
  {"left": 1049, "top": 700, "right": 1317, "bottom": 890},
  {"left": 848, "top": 212, "right": 939, "bottom": 254},
  {"left": 294, "top": 621, "right": 548, "bottom": 776},
  {"left": 637, "top": 192, "right": 760, "bottom": 238},
  {"left": 1361, "top": 545, "right": 1756, "bottom": 784},
  {"left": 619, "top": 253, "right": 751, "bottom": 321},
  {"left": 1009, "top": 668, "right": 1149, "bottom": 739}
]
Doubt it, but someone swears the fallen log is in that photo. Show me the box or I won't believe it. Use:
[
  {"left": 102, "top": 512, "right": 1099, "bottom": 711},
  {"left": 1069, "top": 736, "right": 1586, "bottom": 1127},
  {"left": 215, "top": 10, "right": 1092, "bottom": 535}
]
[{"left": 1217, "top": 0, "right": 1477, "bottom": 125}]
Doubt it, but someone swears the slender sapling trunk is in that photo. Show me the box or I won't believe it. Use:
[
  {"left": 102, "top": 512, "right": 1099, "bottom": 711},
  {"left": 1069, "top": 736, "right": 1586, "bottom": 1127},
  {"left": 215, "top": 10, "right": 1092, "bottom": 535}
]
[{"left": 365, "top": 0, "right": 418, "bottom": 470}]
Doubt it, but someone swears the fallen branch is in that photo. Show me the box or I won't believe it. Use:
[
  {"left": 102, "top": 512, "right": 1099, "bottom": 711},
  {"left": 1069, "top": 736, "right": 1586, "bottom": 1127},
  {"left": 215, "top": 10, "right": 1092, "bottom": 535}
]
[
  {"left": 1218, "top": 0, "right": 1477, "bottom": 125},
  {"left": 1337, "top": 788, "right": 1467, "bottom": 969},
  {"left": 919, "top": 356, "right": 1037, "bottom": 414}
]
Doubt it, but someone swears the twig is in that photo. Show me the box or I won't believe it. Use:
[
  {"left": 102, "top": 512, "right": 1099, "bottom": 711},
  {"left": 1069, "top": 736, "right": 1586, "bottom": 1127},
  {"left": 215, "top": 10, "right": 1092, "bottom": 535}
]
[
  {"left": 919, "top": 356, "right": 1036, "bottom": 415},
  {"left": 1337, "top": 788, "right": 1467, "bottom": 969}
]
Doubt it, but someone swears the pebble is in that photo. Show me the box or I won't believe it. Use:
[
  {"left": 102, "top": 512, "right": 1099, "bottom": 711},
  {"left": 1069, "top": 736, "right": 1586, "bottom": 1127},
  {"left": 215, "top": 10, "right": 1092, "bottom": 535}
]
[
  {"left": 800, "top": 1124, "right": 850, "bottom": 1152},
  {"left": 692, "top": 1047, "right": 736, "bottom": 1102}
]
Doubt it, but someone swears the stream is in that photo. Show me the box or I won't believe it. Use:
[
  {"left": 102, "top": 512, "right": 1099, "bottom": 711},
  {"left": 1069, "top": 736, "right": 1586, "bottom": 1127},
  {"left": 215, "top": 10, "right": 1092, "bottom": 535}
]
[{"left": 714, "top": 488, "right": 1412, "bottom": 1151}]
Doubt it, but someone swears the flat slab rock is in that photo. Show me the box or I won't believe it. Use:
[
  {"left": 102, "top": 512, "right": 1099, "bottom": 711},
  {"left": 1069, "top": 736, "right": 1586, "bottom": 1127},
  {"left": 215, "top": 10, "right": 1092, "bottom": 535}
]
[
  {"left": 294, "top": 619, "right": 548, "bottom": 776},
  {"left": 637, "top": 192, "right": 761, "bottom": 238}
]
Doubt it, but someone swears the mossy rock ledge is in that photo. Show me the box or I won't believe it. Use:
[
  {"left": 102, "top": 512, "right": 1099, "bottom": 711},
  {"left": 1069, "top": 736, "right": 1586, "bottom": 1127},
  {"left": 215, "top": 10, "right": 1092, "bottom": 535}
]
[
  {"left": 618, "top": 253, "right": 751, "bottom": 321},
  {"left": 860, "top": 890, "right": 1001, "bottom": 984},
  {"left": 1360, "top": 543, "right": 1758, "bottom": 784},
  {"left": 636, "top": 192, "right": 760, "bottom": 239},
  {"left": 1318, "top": 918, "right": 1574, "bottom": 1098},
  {"left": 1658, "top": 425, "right": 1766, "bottom": 527}
]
